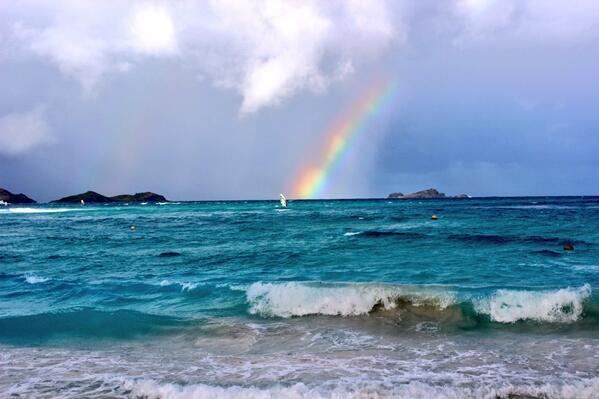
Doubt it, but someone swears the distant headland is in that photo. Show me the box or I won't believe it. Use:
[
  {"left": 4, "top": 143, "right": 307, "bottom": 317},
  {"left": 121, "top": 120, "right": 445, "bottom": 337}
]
[
  {"left": 50, "top": 191, "right": 168, "bottom": 204},
  {"left": 0, "top": 187, "right": 36, "bottom": 204},
  {"left": 387, "top": 188, "right": 469, "bottom": 199},
  {"left": 1, "top": 187, "right": 169, "bottom": 204}
]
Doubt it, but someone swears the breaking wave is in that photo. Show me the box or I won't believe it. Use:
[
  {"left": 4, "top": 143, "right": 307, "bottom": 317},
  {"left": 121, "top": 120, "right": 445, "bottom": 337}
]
[
  {"left": 247, "top": 282, "right": 457, "bottom": 318},
  {"left": 127, "top": 378, "right": 599, "bottom": 399},
  {"left": 245, "top": 282, "right": 595, "bottom": 324},
  {"left": 475, "top": 284, "right": 592, "bottom": 323},
  {"left": 247, "top": 282, "right": 406, "bottom": 317}
]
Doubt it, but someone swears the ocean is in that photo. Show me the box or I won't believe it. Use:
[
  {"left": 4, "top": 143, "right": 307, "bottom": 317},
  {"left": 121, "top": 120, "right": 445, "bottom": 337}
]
[{"left": 1, "top": 197, "right": 598, "bottom": 398}]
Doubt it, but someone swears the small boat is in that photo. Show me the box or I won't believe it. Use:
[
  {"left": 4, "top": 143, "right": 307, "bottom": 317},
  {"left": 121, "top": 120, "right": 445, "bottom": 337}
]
[
  {"left": 279, "top": 193, "right": 287, "bottom": 208},
  {"left": 0, "top": 200, "right": 8, "bottom": 206}
]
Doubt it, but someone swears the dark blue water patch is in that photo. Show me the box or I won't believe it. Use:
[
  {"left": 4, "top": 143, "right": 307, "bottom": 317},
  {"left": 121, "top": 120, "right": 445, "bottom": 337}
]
[
  {"left": 0, "top": 309, "right": 188, "bottom": 343},
  {"left": 0, "top": 272, "right": 12, "bottom": 280},
  {"left": 2, "top": 289, "right": 33, "bottom": 298},
  {"left": 158, "top": 251, "right": 181, "bottom": 257},
  {"left": 386, "top": 215, "right": 409, "bottom": 222},
  {"left": 0, "top": 253, "right": 23, "bottom": 262},
  {"left": 447, "top": 233, "right": 590, "bottom": 247},
  {"left": 532, "top": 250, "right": 563, "bottom": 257},
  {"left": 358, "top": 231, "right": 426, "bottom": 239},
  {"left": 448, "top": 233, "right": 517, "bottom": 244}
]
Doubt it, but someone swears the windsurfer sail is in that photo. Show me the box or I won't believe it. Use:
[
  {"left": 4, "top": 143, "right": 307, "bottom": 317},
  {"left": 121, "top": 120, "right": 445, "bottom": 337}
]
[{"left": 279, "top": 193, "right": 287, "bottom": 208}]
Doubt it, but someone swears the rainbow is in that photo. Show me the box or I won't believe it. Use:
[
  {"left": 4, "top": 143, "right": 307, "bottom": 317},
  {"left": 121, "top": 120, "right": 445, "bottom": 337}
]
[{"left": 291, "top": 79, "right": 397, "bottom": 199}]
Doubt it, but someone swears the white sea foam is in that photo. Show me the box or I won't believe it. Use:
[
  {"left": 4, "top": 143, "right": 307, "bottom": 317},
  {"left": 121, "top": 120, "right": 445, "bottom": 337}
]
[
  {"left": 216, "top": 283, "right": 249, "bottom": 291},
  {"left": 126, "top": 378, "right": 599, "bottom": 399},
  {"left": 343, "top": 231, "right": 361, "bottom": 236},
  {"left": 475, "top": 284, "right": 592, "bottom": 323},
  {"left": 0, "top": 207, "right": 82, "bottom": 214},
  {"left": 24, "top": 274, "right": 49, "bottom": 284},
  {"left": 246, "top": 282, "right": 456, "bottom": 318},
  {"left": 159, "top": 280, "right": 198, "bottom": 291},
  {"left": 247, "top": 282, "right": 401, "bottom": 317}
]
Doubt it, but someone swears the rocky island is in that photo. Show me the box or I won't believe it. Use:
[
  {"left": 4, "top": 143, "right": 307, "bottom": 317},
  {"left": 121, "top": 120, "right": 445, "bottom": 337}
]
[
  {"left": 51, "top": 191, "right": 167, "bottom": 204},
  {"left": 0, "top": 187, "right": 36, "bottom": 204},
  {"left": 110, "top": 192, "right": 168, "bottom": 203},
  {"left": 387, "top": 188, "right": 469, "bottom": 199}
]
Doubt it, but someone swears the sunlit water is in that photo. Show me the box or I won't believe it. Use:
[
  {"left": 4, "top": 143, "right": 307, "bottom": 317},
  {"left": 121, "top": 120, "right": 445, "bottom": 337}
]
[{"left": 1, "top": 197, "right": 598, "bottom": 398}]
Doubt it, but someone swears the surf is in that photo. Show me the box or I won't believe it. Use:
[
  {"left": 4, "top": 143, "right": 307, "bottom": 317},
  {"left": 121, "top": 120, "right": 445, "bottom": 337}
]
[{"left": 245, "top": 281, "right": 596, "bottom": 326}]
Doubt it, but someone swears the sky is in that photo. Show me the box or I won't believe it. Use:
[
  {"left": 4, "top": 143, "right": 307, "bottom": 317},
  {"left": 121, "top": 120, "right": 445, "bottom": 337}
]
[{"left": 0, "top": 0, "right": 598, "bottom": 202}]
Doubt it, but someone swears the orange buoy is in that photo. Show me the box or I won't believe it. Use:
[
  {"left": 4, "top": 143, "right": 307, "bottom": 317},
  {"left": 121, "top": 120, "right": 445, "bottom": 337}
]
[
  {"left": 431, "top": 215, "right": 439, "bottom": 220},
  {"left": 563, "top": 244, "right": 574, "bottom": 251}
]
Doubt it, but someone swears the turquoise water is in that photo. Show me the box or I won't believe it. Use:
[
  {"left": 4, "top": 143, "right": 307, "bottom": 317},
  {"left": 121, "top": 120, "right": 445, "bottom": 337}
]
[{"left": 1, "top": 198, "right": 598, "bottom": 398}]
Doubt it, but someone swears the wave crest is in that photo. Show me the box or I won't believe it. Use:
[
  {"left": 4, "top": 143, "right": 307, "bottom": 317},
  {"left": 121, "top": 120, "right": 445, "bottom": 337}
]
[
  {"left": 246, "top": 282, "right": 593, "bottom": 324},
  {"left": 246, "top": 282, "right": 454, "bottom": 318},
  {"left": 159, "top": 280, "right": 199, "bottom": 291},
  {"left": 24, "top": 273, "right": 49, "bottom": 284},
  {"left": 475, "top": 284, "right": 592, "bottom": 323}
]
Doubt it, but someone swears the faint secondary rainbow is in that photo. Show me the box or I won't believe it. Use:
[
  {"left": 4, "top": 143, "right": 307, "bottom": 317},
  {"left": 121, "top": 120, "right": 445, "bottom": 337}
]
[{"left": 292, "top": 79, "right": 397, "bottom": 199}]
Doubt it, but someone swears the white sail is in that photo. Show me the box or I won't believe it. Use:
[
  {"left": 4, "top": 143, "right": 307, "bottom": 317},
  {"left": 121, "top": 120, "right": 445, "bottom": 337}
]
[{"left": 279, "top": 193, "right": 287, "bottom": 207}]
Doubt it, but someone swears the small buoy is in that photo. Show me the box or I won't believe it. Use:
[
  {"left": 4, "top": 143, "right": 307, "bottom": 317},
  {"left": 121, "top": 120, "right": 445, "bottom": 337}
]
[
  {"left": 431, "top": 215, "right": 439, "bottom": 220},
  {"left": 130, "top": 225, "right": 136, "bottom": 231},
  {"left": 563, "top": 244, "right": 574, "bottom": 251}
]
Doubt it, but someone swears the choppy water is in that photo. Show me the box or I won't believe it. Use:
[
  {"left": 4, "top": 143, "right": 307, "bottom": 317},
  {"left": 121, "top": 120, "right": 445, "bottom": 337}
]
[{"left": 1, "top": 197, "right": 598, "bottom": 398}]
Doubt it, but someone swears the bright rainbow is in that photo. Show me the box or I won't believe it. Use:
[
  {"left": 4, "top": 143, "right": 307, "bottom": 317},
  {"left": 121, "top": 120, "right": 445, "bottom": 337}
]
[{"left": 292, "top": 79, "right": 397, "bottom": 199}]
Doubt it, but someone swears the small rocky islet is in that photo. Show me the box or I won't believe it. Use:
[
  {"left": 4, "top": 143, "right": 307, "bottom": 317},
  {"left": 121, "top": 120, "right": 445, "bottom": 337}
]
[{"left": 387, "top": 188, "right": 469, "bottom": 199}]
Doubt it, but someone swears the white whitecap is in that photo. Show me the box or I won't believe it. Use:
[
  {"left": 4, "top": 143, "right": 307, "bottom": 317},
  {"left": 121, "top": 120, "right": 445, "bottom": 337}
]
[
  {"left": 1, "top": 208, "right": 82, "bottom": 214},
  {"left": 24, "top": 273, "right": 49, "bottom": 284},
  {"left": 158, "top": 280, "right": 198, "bottom": 291},
  {"left": 475, "top": 284, "right": 592, "bottom": 323},
  {"left": 246, "top": 282, "right": 455, "bottom": 318},
  {"left": 180, "top": 282, "right": 198, "bottom": 291}
]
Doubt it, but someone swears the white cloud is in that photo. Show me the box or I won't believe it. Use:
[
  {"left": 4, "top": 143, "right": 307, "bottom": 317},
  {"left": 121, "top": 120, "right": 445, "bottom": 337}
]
[
  {"left": 7, "top": 0, "right": 396, "bottom": 112},
  {"left": 11, "top": 2, "right": 179, "bottom": 93},
  {"left": 182, "top": 0, "right": 396, "bottom": 114},
  {"left": 128, "top": 4, "right": 177, "bottom": 56},
  {"left": 14, "top": 23, "right": 110, "bottom": 93},
  {"left": 0, "top": 107, "right": 52, "bottom": 156},
  {"left": 455, "top": 0, "right": 599, "bottom": 44}
]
